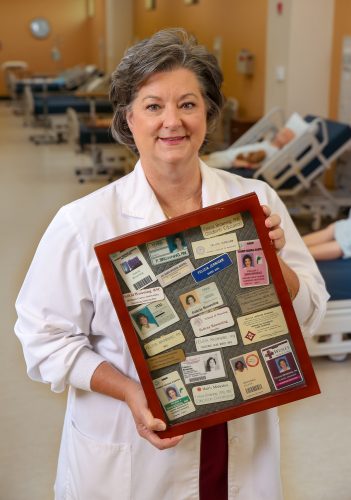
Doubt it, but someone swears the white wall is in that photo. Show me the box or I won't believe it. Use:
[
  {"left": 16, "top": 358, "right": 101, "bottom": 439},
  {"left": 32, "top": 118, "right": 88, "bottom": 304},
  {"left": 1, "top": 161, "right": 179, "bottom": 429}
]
[{"left": 265, "top": 0, "right": 335, "bottom": 118}]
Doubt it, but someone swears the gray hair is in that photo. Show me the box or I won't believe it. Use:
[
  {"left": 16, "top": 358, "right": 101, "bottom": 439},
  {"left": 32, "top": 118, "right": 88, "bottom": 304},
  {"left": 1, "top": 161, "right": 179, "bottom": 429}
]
[{"left": 109, "top": 28, "right": 224, "bottom": 154}]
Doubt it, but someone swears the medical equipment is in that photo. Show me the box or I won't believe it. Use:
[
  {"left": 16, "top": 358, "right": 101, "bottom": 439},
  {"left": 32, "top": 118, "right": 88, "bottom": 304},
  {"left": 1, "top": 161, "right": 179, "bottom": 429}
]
[
  {"left": 305, "top": 258, "right": 351, "bottom": 361},
  {"left": 66, "top": 107, "right": 135, "bottom": 183},
  {"left": 24, "top": 82, "right": 113, "bottom": 145},
  {"left": 220, "top": 108, "right": 351, "bottom": 229}
]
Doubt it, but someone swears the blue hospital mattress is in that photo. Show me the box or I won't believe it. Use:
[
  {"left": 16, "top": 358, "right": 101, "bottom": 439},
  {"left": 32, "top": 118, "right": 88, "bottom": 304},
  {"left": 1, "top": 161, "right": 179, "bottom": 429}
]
[
  {"left": 16, "top": 77, "right": 67, "bottom": 94},
  {"left": 317, "top": 258, "right": 351, "bottom": 300},
  {"left": 79, "top": 124, "right": 115, "bottom": 147},
  {"left": 33, "top": 95, "right": 113, "bottom": 115}
]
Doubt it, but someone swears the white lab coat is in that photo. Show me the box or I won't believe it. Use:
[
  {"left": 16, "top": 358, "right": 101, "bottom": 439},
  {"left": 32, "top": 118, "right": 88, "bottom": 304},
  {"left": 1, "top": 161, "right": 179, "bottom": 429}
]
[{"left": 15, "top": 161, "right": 328, "bottom": 500}]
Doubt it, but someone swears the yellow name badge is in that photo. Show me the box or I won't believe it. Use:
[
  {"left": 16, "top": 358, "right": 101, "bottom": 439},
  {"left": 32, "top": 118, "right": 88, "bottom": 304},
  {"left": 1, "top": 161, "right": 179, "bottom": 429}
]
[
  {"left": 147, "top": 349, "right": 186, "bottom": 372},
  {"left": 192, "top": 233, "right": 239, "bottom": 259},
  {"left": 237, "top": 306, "right": 288, "bottom": 345},
  {"left": 144, "top": 330, "right": 185, "bottom": 357},
  {"left": 200, "top": 214, "right": 244, "bottom": 238}
]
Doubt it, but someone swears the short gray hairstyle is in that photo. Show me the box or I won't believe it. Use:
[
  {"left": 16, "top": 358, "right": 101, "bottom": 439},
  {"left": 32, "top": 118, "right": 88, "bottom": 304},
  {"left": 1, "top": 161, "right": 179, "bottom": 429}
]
[{"left": 109, "top": 28, "right": 224, "bottom": 154}]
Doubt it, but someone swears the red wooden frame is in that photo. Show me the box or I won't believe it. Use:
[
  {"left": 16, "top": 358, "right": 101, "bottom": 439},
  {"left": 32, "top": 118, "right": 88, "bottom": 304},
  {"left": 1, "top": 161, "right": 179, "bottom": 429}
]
[{"left": 94, "top": 192, "right": 320, "bottom": 437}]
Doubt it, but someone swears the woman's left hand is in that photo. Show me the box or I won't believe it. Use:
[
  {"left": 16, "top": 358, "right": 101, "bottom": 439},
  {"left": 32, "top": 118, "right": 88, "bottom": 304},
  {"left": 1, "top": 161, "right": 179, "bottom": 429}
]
[{"left": 262, "top": 205, "right": 285, "bottom": 252}]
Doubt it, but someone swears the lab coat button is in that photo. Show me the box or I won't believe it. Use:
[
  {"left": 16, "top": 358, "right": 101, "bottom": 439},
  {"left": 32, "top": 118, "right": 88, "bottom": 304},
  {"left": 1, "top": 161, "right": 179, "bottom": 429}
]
[
  {"left": 231, "top": 485, "right": 240, "bottom": 495},
  {"left": 230, "top": 435, "right": 239, "bottom": 445}
]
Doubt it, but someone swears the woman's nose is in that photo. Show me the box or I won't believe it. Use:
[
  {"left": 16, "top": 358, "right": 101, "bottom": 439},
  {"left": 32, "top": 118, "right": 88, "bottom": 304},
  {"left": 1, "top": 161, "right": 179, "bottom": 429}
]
[{"left": 163, "top": 105, "right": 182, "bottom": 128}]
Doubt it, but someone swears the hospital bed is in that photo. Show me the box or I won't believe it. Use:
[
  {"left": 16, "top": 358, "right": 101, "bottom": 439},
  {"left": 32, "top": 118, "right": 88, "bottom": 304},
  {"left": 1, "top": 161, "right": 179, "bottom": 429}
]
[
  {"left": 24, "top": 81, "right": 113, "bottom": 144},
  {"left": 7, "top": 64, "right": 99, "bottom": 116},
  {"left": 305, "top": 258, "right": 351, "bottom": 361},
  {"left": 66, "top": 107, "right": 135, "bottom": 183},
  {"left": 221, "top": 108, "right": 351, "bottom": 229}
]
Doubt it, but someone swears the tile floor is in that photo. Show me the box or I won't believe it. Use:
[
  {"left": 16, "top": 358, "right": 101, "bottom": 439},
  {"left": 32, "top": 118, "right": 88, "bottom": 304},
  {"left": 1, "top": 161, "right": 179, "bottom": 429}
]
[{"left": 1, "top": 101, "right": 350, "bottom": 500}]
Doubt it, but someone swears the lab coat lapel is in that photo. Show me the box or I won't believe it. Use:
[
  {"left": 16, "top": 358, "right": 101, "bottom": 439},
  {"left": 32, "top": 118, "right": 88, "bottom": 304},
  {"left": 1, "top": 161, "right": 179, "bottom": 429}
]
[
  {"left": 120, "top": 160, "right": 232, "bottom": 225},
  {"left": 120, "top": 160, "right": 166, "bottom": 224},
  {"left": 200, "top": 160, "right": 232, "bottom": 207}
]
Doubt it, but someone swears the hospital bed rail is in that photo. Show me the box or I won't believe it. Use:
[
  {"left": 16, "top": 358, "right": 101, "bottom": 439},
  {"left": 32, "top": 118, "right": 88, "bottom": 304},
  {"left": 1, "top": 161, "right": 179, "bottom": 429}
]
[{"left": 226, "top": 108, "right": 351, "bottom": 230}]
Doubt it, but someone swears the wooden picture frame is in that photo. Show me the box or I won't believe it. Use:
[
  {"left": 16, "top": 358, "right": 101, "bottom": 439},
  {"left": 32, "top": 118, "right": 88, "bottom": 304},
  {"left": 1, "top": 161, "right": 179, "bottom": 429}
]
[{"left": 94, "top": 192, "right": 320, "bottom": 437}]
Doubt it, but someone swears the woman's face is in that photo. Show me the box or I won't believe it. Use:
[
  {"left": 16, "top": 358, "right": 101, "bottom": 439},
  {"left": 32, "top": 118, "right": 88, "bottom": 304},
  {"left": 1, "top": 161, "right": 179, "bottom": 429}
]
[
  {"left": 126, "top": 68, "right": 207, "bottom": 168},
  {"left": 244, "top": 257, "right": 252, "bottom": 267},
  {"left": 139, "top": 315, "right": 148, "bottom": 326},
  {"left": 168, "top": 388, "right": 177, "bottom": 399},
  {"left": 208, "top": 358, "right": 216, "bottom": 369}
]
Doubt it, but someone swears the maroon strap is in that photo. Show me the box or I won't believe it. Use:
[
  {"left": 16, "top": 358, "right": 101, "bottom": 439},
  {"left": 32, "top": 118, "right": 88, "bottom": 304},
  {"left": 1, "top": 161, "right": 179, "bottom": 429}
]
[{"left": 199, "top": 423, "right": 228, "bottom": 500}]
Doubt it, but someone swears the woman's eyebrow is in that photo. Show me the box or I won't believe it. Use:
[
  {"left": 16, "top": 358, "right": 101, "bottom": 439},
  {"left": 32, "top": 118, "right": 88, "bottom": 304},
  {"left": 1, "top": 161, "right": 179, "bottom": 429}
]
[{"left": 142, "top": 92, "right": 199, "bottom": 101}]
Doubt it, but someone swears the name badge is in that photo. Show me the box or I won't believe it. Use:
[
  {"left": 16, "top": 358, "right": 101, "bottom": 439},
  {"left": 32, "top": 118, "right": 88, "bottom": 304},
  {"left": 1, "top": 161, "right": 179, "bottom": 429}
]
[{"left": 192, "top": 253, "right": 232, "bottom": 283}]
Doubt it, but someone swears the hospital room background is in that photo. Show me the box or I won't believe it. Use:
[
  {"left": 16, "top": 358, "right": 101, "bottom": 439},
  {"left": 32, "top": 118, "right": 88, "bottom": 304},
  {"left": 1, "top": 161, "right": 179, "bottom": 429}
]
[{"left": 1, "top": 0, "right": 351, "bottom": 499}]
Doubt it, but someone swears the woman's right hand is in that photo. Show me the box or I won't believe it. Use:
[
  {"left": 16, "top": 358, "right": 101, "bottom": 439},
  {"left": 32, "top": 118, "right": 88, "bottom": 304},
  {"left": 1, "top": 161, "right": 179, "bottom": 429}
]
[
  {"left": 91, "top": 361, "right": 183, "bottom": 450},
  {"left": 124, "top": 378, "right": 184, "bottom": 450}
]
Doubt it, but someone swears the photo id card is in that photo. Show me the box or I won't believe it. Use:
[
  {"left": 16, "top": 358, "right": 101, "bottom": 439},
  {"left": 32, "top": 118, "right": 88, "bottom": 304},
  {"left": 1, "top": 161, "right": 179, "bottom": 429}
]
[
  {"left": 229, "top": 351, "right": 271, "bottom": 400},
  {"left": 200, "top": 214, "right": 244, "bottom": 238},
  {"left": 192, "top": 381, "right": 235, "bottom": 406},
  {"left": 261, "top": 340, "right": 304, "bottom": 390},
  {"left": 146, "top": 233, "right": 189, "bottom": 266},
  {"left": 181, "top": 350, "right": 226, "bottom": 384},
  {"left": 130, "top": 297, "right": 180, "bottom": 340},
  {"left": 111, "top": 247, "right": 157, "bottom": 292},
  {"left": 153, "top": 371, "right": 196, "bottom": 421},
  {"left": 179, "top": 282, "right": 223, "bottom": 318},
  {"left": 236, "top": 239, "right": 269, "bottom": 288}
]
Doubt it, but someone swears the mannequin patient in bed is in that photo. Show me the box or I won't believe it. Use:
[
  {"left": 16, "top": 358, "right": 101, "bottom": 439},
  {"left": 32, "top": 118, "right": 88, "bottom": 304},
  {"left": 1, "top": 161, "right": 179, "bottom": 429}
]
[{"left": 204, "top": 127, "right": 296, "bottom": 169}]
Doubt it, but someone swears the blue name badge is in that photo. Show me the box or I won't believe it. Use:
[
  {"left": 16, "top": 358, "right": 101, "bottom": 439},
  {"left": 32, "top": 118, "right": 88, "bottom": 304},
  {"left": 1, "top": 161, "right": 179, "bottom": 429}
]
[{"left": 192, "top": 253, "right": 233, "bottom": 283}]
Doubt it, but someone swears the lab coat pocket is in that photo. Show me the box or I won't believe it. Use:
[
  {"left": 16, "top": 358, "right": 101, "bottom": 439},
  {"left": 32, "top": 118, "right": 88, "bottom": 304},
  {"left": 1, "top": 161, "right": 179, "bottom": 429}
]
[{"left": 67, "top": 420, "right": 132, "bottom": 500}]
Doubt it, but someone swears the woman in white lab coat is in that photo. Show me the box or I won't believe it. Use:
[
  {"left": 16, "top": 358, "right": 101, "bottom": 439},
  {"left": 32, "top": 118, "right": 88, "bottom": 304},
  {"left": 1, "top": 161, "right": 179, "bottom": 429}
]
[{"left": 15, "top": 29, "right": 328, "bottom": 500}]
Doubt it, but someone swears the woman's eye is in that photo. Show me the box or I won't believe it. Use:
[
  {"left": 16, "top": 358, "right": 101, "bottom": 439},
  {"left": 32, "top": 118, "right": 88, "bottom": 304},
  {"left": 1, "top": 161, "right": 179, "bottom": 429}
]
[
  {"left": 181, "top": 102, "right": 195, "bottom": 109},
  {"left": 146, "top": 104, "right": 160, "bottom": 111}
]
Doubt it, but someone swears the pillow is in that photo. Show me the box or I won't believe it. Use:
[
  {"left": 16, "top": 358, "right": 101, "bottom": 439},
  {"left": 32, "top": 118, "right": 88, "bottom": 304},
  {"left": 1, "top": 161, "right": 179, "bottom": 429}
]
[{"left": 284, "top": 112, "right": 309, "bottom": 136}]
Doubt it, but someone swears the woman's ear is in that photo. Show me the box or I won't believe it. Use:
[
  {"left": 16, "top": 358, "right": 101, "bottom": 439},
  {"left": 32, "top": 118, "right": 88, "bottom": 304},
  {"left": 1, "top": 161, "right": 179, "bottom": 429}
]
[{"left": 126, "top": 110, "right": 133, "bottom": 131}]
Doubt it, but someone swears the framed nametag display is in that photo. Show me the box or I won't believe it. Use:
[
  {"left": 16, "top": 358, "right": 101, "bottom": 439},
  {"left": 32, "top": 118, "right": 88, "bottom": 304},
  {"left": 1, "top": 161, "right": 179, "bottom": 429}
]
[{"left": 94, "top": 192, "right": 320, "bottom": 438}]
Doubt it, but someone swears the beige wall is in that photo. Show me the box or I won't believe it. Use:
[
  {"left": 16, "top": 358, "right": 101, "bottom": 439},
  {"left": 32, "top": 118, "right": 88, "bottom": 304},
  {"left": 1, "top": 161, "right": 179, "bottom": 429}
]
[
  {"left": 0, "top": 0, "right": 106, "bottom": 96},
  {"left": 133, "top": 0, "right": 268, "bottom": 119}
]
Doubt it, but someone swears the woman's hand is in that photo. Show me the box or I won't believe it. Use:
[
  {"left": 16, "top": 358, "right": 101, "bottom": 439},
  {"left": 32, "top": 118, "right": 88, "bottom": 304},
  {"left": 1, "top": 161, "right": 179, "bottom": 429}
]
[
  {"left": 262, "top": 205, "right": 285, "bottom": 252},
  {"left": 261, "top": 205, "right": 299, "bottom": 299},
  {"left": 124, "top": 378, "right": 184, "bottom": 450},
  {"left": 91, "top": 361, "right": 183, "bottom": 450}
]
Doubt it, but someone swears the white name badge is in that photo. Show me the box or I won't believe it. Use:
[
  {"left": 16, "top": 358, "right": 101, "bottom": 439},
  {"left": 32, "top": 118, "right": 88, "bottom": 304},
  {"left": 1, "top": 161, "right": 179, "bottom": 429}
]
[
  {"left": 123, "top": 287, "right": 164, "bottom": 307},
  {"left": 192, "top": 381, "right": 235, "bottom": 405},
  {"left": 192, "top": 233, "right": 239, "bottom": 259},
  {"left": 190, "top": 307, "right": 235, "bottom": 337},
  {"left": 195, "top": 331, "right": 238, "bottom": 351}
]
